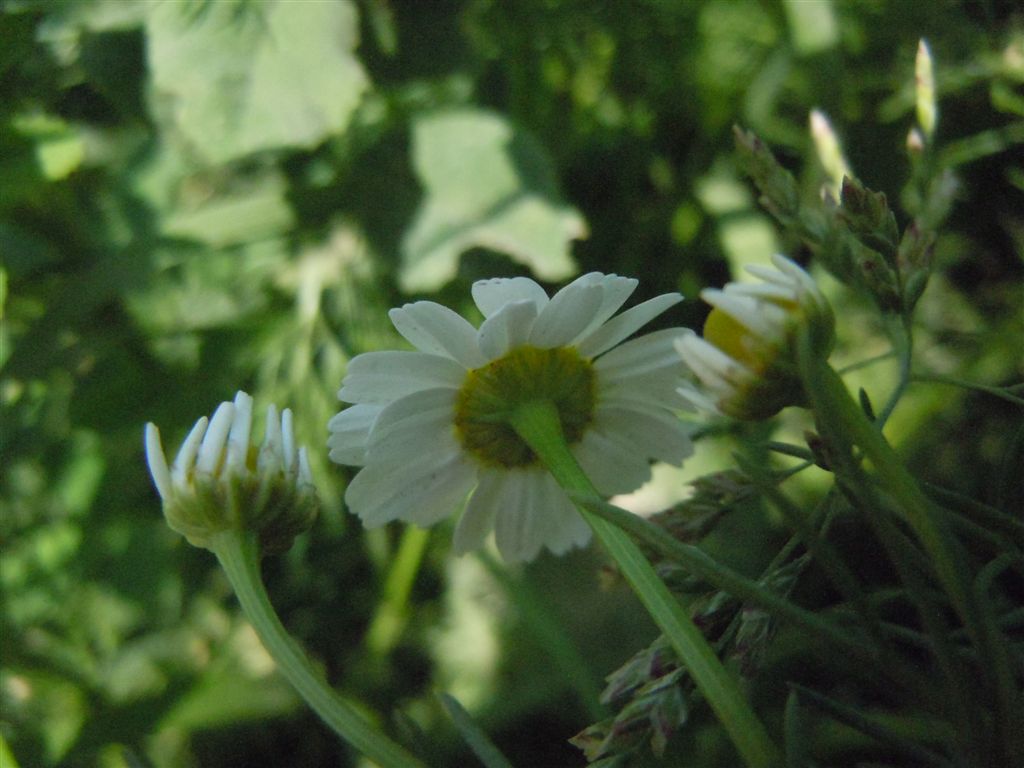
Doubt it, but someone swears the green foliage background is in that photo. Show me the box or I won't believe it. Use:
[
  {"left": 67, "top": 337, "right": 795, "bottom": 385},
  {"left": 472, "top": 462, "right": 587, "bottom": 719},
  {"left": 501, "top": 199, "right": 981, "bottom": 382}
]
[{"left": 2, "top": 1, "right": 1022, "bottom": 766}]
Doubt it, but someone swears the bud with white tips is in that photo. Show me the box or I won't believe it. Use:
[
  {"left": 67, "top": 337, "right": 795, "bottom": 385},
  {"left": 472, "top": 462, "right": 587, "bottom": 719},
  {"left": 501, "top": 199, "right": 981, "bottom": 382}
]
[
  {"left": 915, "top": 39, "right": 937, "bottom": 142},
  {"left": 145, "top": 391, "right": 318, "bottom": 554},
  {"left": 809, "top": 109, "right": 852, "bottom": 201}
]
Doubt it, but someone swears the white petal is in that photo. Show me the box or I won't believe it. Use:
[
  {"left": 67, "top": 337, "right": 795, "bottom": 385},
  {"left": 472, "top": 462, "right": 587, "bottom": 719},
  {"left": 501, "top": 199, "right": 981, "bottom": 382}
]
[
  {"left": 725, "top": 282, "right": 798, "bottom": 304},
  {"left": 771, "top": 254, "right": 819, "bottom": 295},
  {"left": 259, "top": 404, "right": 283, "bottom": 474},
  {"left": 745, "top": 264, "right": 794, "bottom": 288},
  {"left": 477, "top": 299, "right": 538, "bottom": 361},
  {"left": 389, "top": 302, "right": 487, "bottom": 368},
  {"left": 599, "top": 391, "right": 691, "bottom": 417},
  {"left": 493, "top": 470, "right": 589, "bottom": 561},
  {"left": 572, "top": 274, "right": 638, "bottom": 343},
  {"left": 594, "top": 328, "right": 688, "bottom": 381},
  {"left": 592, "top": 406, "right": 693, "bottom": 466},
  {"left": 472, "top": 276, "right": 549, "bottom": 318},
  {"left": 224, "top": 391, "right": 254, "bottom": 476},
  {"left": 297, "top": 447, "right": 314, "bottom": 487},
  {"left": 599, "top": 373, "right": 693, "bottom": 411},
  {"left": 677, "top": 383, "right": 723, "bottom": 415},
  {"left": 701, "top": 290, "right": 787, "bottom": 338},
  {"left": 572, "top": 430, "right": 653, "bottom": 496},
  {"left": 493, "top": 471, "right": 546, "bottom": 562},
  {"left": 195, "top": 401, "right": 234, "bottom": 476},
  {"left": 366, "top": 388, "right": 457, "bottom": 464},
  {"left": 339, "top": 351, "right": 466, "bottom": 404},
  {"left": 576, "top": 293, "right": 683, "bottom": 358},
  {"left": 172, "top": 416, "right": 208, "bottom": 486},
  {"left": 675, "top": 334, "right": 752, "bottom": 386},
  {"left": 346, "top": 450, "right": 475, "bottom": 528},
  {"left": 281, "top": 408, "right": 296, "bottom": 473},
  {"left": 327, "top": 404, "right": 381, "bottom": 466},
  {"left": 144, "top": 424, "right": 173, "bottom": 500},
  {"left": 544, "top": 495, "right": 593, "bottom": 557},
  {"left": 529, "top": 281, "right": 604, "bottom": 348},
  {"left": 453, "top": 468, "right": 503, "bottom": 554}
]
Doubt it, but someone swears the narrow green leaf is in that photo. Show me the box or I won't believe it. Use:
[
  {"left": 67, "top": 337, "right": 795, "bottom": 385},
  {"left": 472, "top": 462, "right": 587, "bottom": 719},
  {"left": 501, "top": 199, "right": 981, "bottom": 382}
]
[
  {"left": 790, "top": 684, "right": 953, "bottom": 767},
  {"left": 439, "top": 693, "right": 516, "bottom": 768}
]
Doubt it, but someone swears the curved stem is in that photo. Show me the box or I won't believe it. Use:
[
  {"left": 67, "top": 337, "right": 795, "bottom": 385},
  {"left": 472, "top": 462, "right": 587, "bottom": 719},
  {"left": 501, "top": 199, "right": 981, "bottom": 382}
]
[
  {"left": 508, "top": 400, "right": 781, "bottom": 768},
  {"left": 210, "top": 530, "right": 425, "bottom": 768}
]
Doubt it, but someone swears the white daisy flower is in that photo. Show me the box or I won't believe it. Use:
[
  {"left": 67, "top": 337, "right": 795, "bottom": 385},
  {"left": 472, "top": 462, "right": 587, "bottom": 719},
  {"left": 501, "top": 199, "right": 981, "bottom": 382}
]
[
  {"left": 146, "top": 391, "right": 318, "bottom": 553},
  {"left": 328, "top": 273, "right": 693, "bottom": 562},
  {"left": 675, "top": 254, "right": 833, "bottom": 420}
]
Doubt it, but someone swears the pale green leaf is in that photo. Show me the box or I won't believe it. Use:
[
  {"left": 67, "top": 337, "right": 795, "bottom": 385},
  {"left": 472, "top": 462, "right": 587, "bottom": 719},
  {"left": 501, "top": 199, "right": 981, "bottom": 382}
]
[
  {"left": 400, "top": 109, "right": 584, "bottom": 291},
  {"left": 145, "top": 0, "right": 369, "bottom": 164}
]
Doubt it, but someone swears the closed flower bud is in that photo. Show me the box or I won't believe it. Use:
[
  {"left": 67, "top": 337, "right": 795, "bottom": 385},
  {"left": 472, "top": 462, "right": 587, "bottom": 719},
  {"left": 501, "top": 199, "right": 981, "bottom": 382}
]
[{"left": 145, "top": 391, "right": 318, "bottom": 555}]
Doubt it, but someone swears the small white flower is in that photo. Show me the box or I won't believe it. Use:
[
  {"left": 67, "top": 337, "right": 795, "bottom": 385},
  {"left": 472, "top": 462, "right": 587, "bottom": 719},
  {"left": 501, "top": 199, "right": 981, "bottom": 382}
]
[
  {"left": 675, "top": 255, "right": 833, "bottom": 420},
  {"left": 146, "top": 391, "right": 317, "bottom": 552},
  {"left": 328, "top": 273, "right": 693, "bottom": 562}
]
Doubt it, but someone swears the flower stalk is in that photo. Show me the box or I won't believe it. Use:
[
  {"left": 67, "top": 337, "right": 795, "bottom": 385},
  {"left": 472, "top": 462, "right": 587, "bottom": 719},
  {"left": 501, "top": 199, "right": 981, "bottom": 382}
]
[
  {"left": 210, "top": 529, "right": 426, "bottom": 768},
  {"left": 508, "top": 399, "right": 781, "bottom": 768}
]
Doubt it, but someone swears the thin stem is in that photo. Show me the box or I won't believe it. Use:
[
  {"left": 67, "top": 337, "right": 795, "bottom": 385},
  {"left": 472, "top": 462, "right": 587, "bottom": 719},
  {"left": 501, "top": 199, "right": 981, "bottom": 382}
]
[
  {"left": 210, "top": 530, "right": 425, "bottom": 768},
  {"left": 366, "top": 526, "right": 431, "bottom": 656},
  {"left": 572, "top": 494, "right": 878, "bottom": 663},
  {"left": 911, "top": 372, "right": 1024, "bottom": 408},
  {"left": 876, "top": 317, "right": 913, "bottom": 427},
  {"left": 508, "top": 400, "right": 781, "bottom": 768}
]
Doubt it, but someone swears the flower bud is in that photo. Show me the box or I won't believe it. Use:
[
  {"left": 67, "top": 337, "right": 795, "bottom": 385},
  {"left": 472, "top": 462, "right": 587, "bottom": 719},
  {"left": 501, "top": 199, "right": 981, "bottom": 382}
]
[
  {"left": 809, "top": 109, "right": 852, "bottom": 201},
  {"left": 145, "top": 391, "right": 318, "bottom": 554},
  {"left": 915, "top": 39, "right": 937, "bottom": 141}
]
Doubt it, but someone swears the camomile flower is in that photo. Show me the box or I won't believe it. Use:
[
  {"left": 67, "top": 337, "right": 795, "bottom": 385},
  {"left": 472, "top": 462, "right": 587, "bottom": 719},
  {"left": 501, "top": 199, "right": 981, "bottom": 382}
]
[
  {"left": 328, "top": 273, "right": 693, "bottom": 562},
  {"left": 145, "top": 391, "right": 318, "bottom": 554},
  {"left": 675, "top": 254, "right": 833, "bottom": 420}
]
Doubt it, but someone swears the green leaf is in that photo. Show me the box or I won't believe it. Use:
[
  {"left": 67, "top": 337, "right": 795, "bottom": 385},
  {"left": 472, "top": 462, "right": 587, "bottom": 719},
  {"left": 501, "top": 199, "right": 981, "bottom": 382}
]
[
  {"left": 10, "top": 114, "right": 84, "bottom": 181},
  {"left": 400, "top": 109, "right": 584, "bottom": 291},
  {"left": 439, "top": 693, "right": 515, "bottom": 768},
  {"left": 145, "top": 0, "right": 369, "bottom": 164}
]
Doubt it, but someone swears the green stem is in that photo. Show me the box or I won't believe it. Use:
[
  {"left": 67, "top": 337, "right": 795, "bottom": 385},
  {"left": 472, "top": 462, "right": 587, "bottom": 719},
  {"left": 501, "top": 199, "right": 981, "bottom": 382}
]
[
  {"left": 876, "top": 316, "right": 912, "bottom": 427},
  {"left": 572, "top": 494, "right": 876, "bottom": 663},
  {"left": 366, "top": 525, "right": 431, "bottom": 656},
  {"left": 911, "top": 372, "right": 1024, "bottom": 408},
  {"left": 508, "top": 400, "right": 781, "bottom": 768},
  {"left": 796, "top": 330, "right": 1010, "bottom": 759},
  {"left": 210, "top": 530, "right": 425, "bottom": 768},
  {"left": 796, "top": 330, "right": 975, "bottom": 635}
]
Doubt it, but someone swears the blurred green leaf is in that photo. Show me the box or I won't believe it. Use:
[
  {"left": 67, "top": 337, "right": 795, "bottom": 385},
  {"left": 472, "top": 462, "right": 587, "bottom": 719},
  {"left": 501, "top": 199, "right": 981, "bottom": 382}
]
[
  {"left": 400, "top": 109, "right": 584, "bottom": 291},
  {"left": 159, "top": 627, "right": 298, "bottom": 732},
  {"left": 2, "top": 670, "right": 87, "bottom": 765},
  {"left": 145, "top": 0, "right": 369, "bottom": 164},
  {"left": 160, "top": 172, "right": 295, "bottom": 248},
  {"left": 9, "top": 114, "right": 84, "bottom": 181}
]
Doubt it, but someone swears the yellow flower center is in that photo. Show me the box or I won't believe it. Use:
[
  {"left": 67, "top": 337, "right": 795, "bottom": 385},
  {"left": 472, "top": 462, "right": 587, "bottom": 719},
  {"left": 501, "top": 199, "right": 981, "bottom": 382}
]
[
  {"left": 454, "top": 345, "right": 596, "bottom": 468},
  {"left": 703, "top": 308, "right": 768, "bottom": 372}
]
